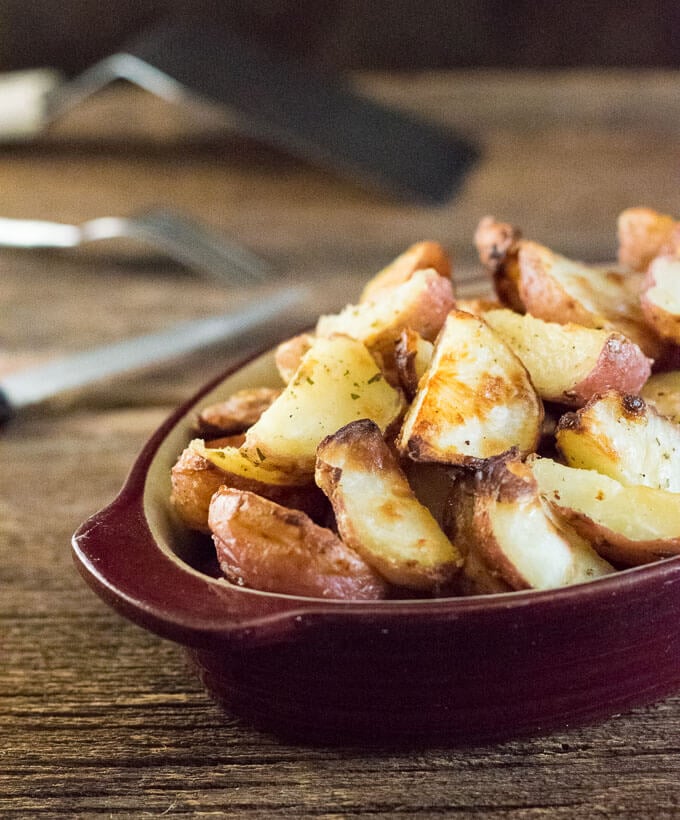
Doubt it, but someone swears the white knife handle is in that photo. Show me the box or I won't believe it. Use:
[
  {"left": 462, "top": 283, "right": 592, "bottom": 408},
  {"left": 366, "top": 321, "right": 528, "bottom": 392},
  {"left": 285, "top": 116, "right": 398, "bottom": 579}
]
[{"left": 0, "top": 69, "right": 63, "bottom": 139}]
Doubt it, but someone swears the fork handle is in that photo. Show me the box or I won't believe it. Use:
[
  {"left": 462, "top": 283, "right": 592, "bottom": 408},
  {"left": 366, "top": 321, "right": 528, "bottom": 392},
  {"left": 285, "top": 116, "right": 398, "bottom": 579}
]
[
  {"left": 0, "top": 69, "right": 64, "bottom": 140},
  {"left": 0, "top": 217, "right": 79, "bottom": 249}
]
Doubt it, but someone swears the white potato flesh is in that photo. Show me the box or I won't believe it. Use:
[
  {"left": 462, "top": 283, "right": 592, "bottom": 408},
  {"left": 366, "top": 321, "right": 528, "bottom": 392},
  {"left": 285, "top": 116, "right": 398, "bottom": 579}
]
[
  {"left": 241, "top": 335, "right": 404, "bottom": 474},
  {"left": 641, "top": 371, "right": 680, "bottom": 424},
  {"left": 488, "top": 500, "right": 611, "bottom": 589},
  {"left": 315, "top": 420, "right": 462, "bottom": 590},
  {"left": 398, "top": 310, "right": 542, "bottom": 464},
  {"left": 540, "top": 502, "right": 615, "bottom": 583},
  {"left": 189, "top": 439, "right": 308, "bottom": 485},
  {"left": 641, "top": 256, "right": 680, "bottom": 344},
  {"left": 450, "top": 459, "right": 612, "bottom": 592},
  {"left": 556, "top": 391, "right": 680, "bottom": 493},
  {"left": 483, "top": 309, "right": 650, "bottom": 404},
  {"left": 530, "top": 456, "right": 680, "bottom": 564}
]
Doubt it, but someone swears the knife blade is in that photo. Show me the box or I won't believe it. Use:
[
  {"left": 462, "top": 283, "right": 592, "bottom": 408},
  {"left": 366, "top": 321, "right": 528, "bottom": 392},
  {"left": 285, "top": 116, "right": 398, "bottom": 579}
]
[
  {"left": 0, "top": 285, "right": 306, "bottom": 424},
  {"left": 0, "top": 23, "right": 478, "bottom": 203}
]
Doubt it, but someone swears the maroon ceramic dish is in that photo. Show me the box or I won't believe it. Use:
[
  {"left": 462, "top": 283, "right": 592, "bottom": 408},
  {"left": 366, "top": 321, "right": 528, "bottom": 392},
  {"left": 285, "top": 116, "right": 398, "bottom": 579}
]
[{"left": 72, "top": 347, "right": 680, "bottom": 744}]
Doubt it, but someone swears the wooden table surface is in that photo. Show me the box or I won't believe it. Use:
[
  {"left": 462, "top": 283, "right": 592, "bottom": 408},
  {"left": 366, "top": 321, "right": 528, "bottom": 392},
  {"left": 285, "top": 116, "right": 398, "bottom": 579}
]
[{"left": 3, "top": 70, "right": 680, "bottom": 818}]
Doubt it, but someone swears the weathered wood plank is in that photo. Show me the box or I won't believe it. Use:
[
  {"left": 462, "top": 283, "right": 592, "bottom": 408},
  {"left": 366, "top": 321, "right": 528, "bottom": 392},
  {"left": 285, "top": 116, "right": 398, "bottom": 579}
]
[{"left": 3, "top": 71, "right": 680, "bottom": 817}]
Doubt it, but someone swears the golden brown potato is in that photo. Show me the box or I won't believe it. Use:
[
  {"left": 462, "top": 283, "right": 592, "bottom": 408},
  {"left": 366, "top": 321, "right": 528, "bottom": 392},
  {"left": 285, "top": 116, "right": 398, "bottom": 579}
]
[
  {"left": 171, "top": 439, "right": 238, "bottom": 533},
  {"left": 394, "top": 328, "right": 434, "bottom": 399},
  {"left": 556, "top": 390, "right": 680, "bottom": 492},
  {"left": 241, "top": 335, "right": 405, "bottom": 475},
  {"left": 455, "top": 297, "right": 503, "bottom": 316},
  {"left": 474, "top": 216, "right": 524, "bottom": 312},
  {"left": 483, "top": 309, "right": 651, "bottom": 406},
  {"left": 530, "top": 455, "right": 680, "bottom": 566},
  {"left": 190, "top": 438, "right": 308, "bottom": 486},
  {"left": 171, "top": 436, "right": 326, "bottom": 532},
  {"left": 195, "top": 387, "right": 282, "bottom": 437},
  {"left": 315, "top": 419, "right": 462, "bottom": 591},
  {"left": 641, "top": 370, "right": 680, "bottom": 424},
  {"left": 316, "top": 269, "right": 455, "bottom": 379},
  {"left": 640, "top": 256, "right": 680, "bottom": 344},
  {"left": 516, "top": 240, "right": 664, "bottom": 359},
  {"left": 446, "top": 458, "right": 613, "bottom": 593},
  {"left": 617, "top": 206, "right": 677, "bottom": 272},
  {"left": 398, "top": 310, "right": 543, "bottom": 466},
  {"left": 274, "top": 332, "right": 315, "bottom": 383},
  {"left": 209, "top": 487, "right": 388, "bottom": 600},
  {"left": 359, "top": 240, "right": 451, "bottom": 303}
]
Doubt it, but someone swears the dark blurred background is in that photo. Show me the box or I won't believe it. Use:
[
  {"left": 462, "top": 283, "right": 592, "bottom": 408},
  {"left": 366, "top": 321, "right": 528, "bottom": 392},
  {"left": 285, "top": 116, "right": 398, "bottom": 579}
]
[{"left": 0, "top": 0, "right": 678, "bottom": 74}]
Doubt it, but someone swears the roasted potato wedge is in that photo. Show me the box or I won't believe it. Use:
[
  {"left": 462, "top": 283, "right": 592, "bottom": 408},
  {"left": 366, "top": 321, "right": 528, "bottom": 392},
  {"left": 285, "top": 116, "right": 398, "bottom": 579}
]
[
  {"left": 617, "top": 206, "right": 678, "bottom": 272},
  {"left": 195, "top": 387, "right": 282, "bottom": 437},
  {"left": 483, "top": 309, "right": 651, "bottom": 406},
  {"left": 171, "top": 437, "right": 327, "bottom": 532},
  {"left": 316, "top": 269, "right": 455, "bottom": 378},
  {"left": 530, "top": 456, "right": 680, "bottom": 566},
  {"left": 241, "top": 335, "right": 404, "bottom": 475},
  {"left": 209, "top": 487, "right": 388, "bottom": 600},
  {"left": 556, "top": 390, "right": 680, "bottom": 492},
  {"left": 398, "top": 310, "right": 543, "bottom": 465},
  {"left": 446, "top": 458, "right": 612, "bottom": 593},
  {"left": 274, "top": 332, "right": 315, "bottom": 383},
  {"left": 315, "top": 419, "right": 462, "bottom": 590},
  {"left": 190, "top": 437, "right": 308, "bottom": 485},
  {"left": 640, "top": 256, "right": 680, "bottom": 344},
  {"left": 474, "top": 216, "right": 524, "bottom": 312},
  {"left": 394, "top": 328, "right": 434, "bottom": 399},
  {"left": 170, "top": 435, "right": 243, "bottom": 532},
  {"left": 455, "top": 297, "right": 503, "bottom": 316},
  {"left": 641, "top": 370, "right": 680, "bottom": 423},
  {"left": 516, "top": 241, "right": 663, "bottom": 359},
  {"left": 527, "top": 244, "right": 665, "bottom": 360},
  {"left": 359, "top": 241, "right": 451, "bottom": 303}
]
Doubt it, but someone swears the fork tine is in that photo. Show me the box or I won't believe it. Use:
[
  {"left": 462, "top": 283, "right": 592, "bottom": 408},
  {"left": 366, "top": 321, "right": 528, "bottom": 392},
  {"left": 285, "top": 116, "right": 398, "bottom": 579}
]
[{"left": 133, "top": 208, "right": 273, "bottom": 285}]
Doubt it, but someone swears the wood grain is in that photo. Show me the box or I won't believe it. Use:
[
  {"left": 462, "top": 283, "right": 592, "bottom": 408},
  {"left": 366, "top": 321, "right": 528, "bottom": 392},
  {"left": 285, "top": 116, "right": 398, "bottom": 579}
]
[{"left": 2, "top": 71, "right": 680, "bottom": 817}]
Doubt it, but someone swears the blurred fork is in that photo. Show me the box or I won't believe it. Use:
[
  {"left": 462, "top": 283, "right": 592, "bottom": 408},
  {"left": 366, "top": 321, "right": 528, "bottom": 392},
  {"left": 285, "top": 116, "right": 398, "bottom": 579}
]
[{"left": 0, "top": 207, "right": 273, "bottom": 285}]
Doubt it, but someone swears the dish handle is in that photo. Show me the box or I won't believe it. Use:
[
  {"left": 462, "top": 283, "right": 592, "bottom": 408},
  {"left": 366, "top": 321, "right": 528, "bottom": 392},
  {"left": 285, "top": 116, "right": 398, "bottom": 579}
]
[{"left": 71, "top": 484, "right": 317, "bottom": 649}]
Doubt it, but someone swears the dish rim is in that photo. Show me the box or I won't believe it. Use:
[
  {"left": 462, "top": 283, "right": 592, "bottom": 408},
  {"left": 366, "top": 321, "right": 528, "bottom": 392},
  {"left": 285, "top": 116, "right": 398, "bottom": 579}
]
[{"left": 72, "top": 343, "right": 680, "bottom": 647}]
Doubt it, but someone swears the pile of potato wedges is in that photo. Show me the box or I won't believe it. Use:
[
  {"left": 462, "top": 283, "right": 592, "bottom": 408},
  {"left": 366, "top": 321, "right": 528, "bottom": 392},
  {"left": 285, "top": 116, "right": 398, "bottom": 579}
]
[{"left": 170, "top": 207, "right": 680, "bottom": 600}]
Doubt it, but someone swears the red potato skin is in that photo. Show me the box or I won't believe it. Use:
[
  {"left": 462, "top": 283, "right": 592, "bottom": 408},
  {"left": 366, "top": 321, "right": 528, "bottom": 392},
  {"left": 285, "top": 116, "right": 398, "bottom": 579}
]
[
  {"left": 565, "top": 334, "right": 652, "bottom": 406},
  {"left": 360, "top": 240, "right": 451, "bottom": 303},
  {"left": 517, "top": 243, "right": 595, "bottom": 327},
  {"left": 356, "top": 271, "right": 456, "bottom": 383},
  {"left": 274, "top": 333, "right": 315, "bottom": 383},
  {"left": 518, "top": 243, "right": 666, "bottom": 360},
  {"left": 617, "top": 207, "right": 677, "bottom": 272},
  {"left": 550, "top": 508, "right": 680, "bottom": 568},
  {"left": 170, "top": 440, "right": 328, "bottom": 533},
  {"left": 473, "top": 216, "right": 525, "bottom": 312},
  {"left": 195, "top": 388, "right": 282, "bottom": 438},
  {"left": 209, "top": 487, "right": 388, "bottom": 600}
]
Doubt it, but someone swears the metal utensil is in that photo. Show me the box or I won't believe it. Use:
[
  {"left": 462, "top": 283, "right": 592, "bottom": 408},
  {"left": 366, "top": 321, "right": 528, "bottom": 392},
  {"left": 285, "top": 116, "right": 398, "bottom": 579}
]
[
  {"left": 0, "top": 284, "right": 307, "bottom": 424},
  {"left": 0, "top": 208, "right": 272, "bottom": 285},
  {"left": 0, "top": 22, "right": 479, "bottom": 203}
]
